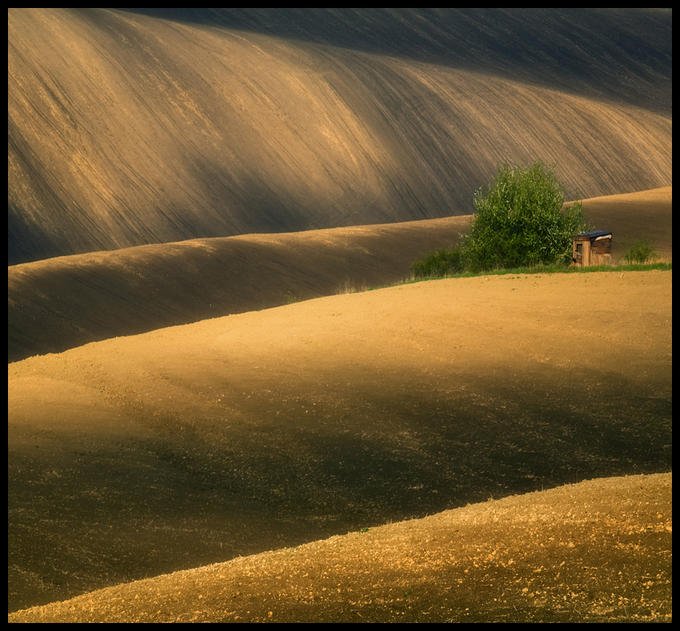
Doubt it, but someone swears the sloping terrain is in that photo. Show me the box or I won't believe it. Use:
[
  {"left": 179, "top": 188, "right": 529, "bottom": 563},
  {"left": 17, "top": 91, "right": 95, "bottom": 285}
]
[
  {"left": 124, "top": 8, "right": 672, "bottom": 115},
  {"left": 9, "top": 472, "right": 671, "bottom": 623},
  {"left": 7, "top": 187, "right": 671, "bottom": 363},
  {"left": 8, "top": 271, "right": 671, "bottom": 611},
  {"left": 8, "top": 8, "right": 671, "bottom": 263},
  {"left": 580, "top": 186, "right": 672, "bottom": 261},
  {"left": 7, "top": 216, "right": 469, "bottom": 362}
]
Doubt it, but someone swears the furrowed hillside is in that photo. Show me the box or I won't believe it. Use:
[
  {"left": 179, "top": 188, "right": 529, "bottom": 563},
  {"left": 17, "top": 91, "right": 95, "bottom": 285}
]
[
  {"left": 125, "top": 8, "right": 672, "bottom": 115},
  {"left": 8, "top": 8, "right": 671, "bottom": 263},
  {"left": 7, "top": 8, "right": 672, "bottom": 624}
]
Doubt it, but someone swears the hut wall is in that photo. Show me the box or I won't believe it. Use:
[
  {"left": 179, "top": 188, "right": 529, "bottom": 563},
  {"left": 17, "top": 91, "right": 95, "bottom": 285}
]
[{"left": 590, "top": 237, "right": 612, "bottom": 266}]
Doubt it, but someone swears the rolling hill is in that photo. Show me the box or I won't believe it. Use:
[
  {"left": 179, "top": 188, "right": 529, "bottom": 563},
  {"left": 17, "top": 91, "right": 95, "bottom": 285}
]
[
  {"left": 8, "top": 472, "right": 671, "bottom": 623},
  {"left": 122, "top": 8, "right": 672, "bottom": 115},
  {"left": 7, "top": 8, "right": 672, "bottom": 622},
  {"left": 8, "top": 270, "right": 671, "bottom": 611},
  {"left": 7, "top": 187, "right": 671, "bottom": 363},
  {"left": 7, "top": 215, "right": 470, "bottom": 362},
  {"left": 8, "top": 8, "right": 671, "bottom": 263}
]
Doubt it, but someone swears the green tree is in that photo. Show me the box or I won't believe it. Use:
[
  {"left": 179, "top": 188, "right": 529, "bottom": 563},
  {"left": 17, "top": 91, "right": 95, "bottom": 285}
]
[{"left": 460, "top": 162, "right": 587, "bottom": 272}]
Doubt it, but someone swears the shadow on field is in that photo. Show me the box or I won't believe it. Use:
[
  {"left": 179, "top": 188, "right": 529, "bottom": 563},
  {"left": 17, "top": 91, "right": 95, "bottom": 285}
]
[
  {"left": 8, "top": 364, "right": 671, "bottom": 611},
  {"left": 117, "top": 8, "right": 671, "bottom": 115}
]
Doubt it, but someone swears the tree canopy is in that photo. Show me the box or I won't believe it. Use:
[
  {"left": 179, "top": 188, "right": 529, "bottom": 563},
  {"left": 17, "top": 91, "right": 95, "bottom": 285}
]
[
  {"left": 412, "top": 161, "right": 588, "bottom": 277},
  {"left": 462, "top": 162, "right": 587, "bottom": 271}
]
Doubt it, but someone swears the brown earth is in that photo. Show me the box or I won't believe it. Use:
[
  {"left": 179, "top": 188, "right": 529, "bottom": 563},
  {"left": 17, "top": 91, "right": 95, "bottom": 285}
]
[
  {"left": 8, "top": 473, "right": 672, "bottom": 623},
  {"left": 7, "top": 187, "right": 671, "bottom": 363},
  {"left": 7, "top": 215, "right": 470, "bottom": 362},
  {"left": 123, "top": 8, "right": 672, "bottom": 114},
  {"left": 8, "top": 8, "right": 671, "bottom": 263},
  {"left": 8, "top": 7, "right": 672, "bottom": 622},
  {"left": 8, "top": 270, "right": 671, "bottom": 612}
]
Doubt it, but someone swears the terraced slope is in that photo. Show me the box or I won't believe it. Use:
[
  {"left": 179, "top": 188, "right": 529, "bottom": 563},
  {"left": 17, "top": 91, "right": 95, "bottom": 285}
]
[
  {"left": 8, "top": 8, "right": 671, "bottom": 263},
  {"left": 8, "top": 472, "right": 671, "bottom": 623},
  {"left": 8, "top": 271, "right": 671, "bottom": 611}
]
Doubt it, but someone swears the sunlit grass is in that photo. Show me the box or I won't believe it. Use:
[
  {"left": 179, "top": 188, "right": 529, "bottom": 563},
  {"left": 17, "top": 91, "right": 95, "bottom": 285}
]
[
  {"left": 401, "top": 261, "right": 671, "bottom": 284},
  {"left": 281, "top": 262, "right": 672, "bottom": 299}
]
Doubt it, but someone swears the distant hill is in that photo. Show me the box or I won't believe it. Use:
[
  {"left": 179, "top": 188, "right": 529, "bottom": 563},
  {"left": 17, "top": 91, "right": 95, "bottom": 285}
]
[
  {"left": 123, "top": 8, "right": 672, "bottom": 115},
  {"left": 8, "top": 8, "right": 671, "bottom": 263}
]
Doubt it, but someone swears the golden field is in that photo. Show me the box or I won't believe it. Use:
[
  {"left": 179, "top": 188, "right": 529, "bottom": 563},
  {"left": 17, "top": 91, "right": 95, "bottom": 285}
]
[
  {"left": 9, "top": 473, "right": 671, "bottom": 623},
  {"left": 7, "top": 8, "right": 671, "bottom": 623},
  {"left": 8, "top": 269, "right": 671, "bottom": 613},
  {"left": 7, "top": 187, "right": 671, "bottom": 363}
]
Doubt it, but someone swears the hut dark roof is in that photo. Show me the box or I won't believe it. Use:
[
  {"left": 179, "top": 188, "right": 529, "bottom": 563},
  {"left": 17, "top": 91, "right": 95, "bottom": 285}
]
[{"left": 576, "top": 229, "right": 612, "bottom": 240}]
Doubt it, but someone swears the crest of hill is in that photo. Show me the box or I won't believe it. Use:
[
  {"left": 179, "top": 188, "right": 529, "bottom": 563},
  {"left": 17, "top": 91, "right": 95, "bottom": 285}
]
[
  {"left": 8, "top": 216, "right": 469, "bottom": 362},
  {"left": 8, "top": 473, "right": 672, "bottom": 623},
  {"left": 123, "top": 8, "right": 672, "bottom": 114},
  {"left": 8, "top": 271, "right": 671, "bottom": 611},
  {"left": 8, "top": 8, "right": 671, "bottom": 263},
  {"left": 7, "top": 187, "right": 671, "bottom": 363}
]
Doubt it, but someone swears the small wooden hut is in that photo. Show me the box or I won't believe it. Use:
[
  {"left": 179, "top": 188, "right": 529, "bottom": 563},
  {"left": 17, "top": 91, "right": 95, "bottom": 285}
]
[{"left": 572, "top": 230, "right": 613, "bottom": 267}]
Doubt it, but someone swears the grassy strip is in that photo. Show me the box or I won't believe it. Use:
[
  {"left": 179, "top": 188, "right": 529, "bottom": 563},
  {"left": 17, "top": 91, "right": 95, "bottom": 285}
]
[
  {"left": 298, "top": 262, "right": 671, "bottom": 298},
  {"left": 401, "top": 261, "right": 671, "bottom": 285}
]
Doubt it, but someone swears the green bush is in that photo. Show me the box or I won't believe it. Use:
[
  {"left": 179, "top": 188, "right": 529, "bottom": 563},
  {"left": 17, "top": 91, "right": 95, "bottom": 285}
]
[
  {"left": 460, "top": 161, "right": 587, "bottom": 272},
  {"left": 411, "top": 246, "right": 464, "bottom": 278},
  {"left": 623, "top": 240, "right": 657, "bottom": 264}
]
